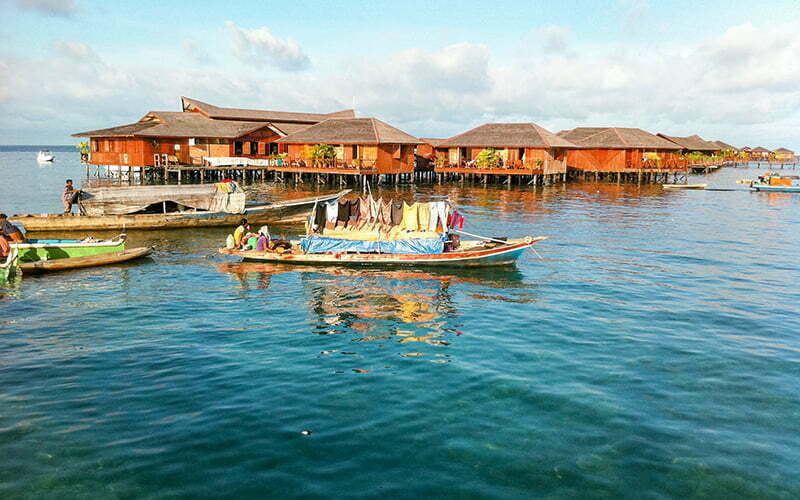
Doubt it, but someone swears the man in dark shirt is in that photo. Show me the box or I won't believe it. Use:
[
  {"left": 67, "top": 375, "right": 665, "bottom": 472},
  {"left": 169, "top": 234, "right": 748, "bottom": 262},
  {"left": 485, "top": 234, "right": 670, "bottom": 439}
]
[{"left": 0, "top": 213, "right": 25, "bottom": 257}]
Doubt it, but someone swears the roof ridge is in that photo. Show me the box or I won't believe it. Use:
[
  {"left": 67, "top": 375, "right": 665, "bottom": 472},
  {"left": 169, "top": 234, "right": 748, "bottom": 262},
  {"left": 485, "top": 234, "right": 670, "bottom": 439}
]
[
  {"left": 612, "top": 128, "right": 629, "bottom": 148},
  {"left": 369, "top": 118, "right": 381, "bottom": 143}
]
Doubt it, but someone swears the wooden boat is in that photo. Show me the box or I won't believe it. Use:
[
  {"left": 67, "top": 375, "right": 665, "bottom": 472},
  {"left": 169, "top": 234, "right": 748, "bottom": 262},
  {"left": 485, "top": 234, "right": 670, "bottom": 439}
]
[
  {"left": 11, "top": 185, "right": 349, "bottom": 232},
  {"left": 20, "top": 247, "right": 153, "bottom": 274},
  {"left": 663, "top": 183, "right": 707, "bottom": 189},
  {"left": 219, "top": 236, "right": 546, "bottom": 267},
  {"left": 12, "top": 235, "right": 127, "bottom": 262},
  {"left": 0, "top": 249, "right": 20, "bottom": 281}
]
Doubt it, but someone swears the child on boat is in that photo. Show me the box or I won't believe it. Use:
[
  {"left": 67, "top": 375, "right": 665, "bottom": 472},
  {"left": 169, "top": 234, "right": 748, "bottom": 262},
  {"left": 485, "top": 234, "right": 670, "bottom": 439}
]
[
  {"left": 0, "top": 213, "right": 25, "bottom": 257},
  {"left": 63, "top": 179, "right": 80, "bottom": 214}
]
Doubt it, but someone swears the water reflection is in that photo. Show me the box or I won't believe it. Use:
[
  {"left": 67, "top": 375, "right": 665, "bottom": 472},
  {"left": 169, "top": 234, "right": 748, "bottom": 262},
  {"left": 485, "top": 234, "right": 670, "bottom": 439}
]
[{"left": 217, "top": 261, "right": 535, "bottom": 362}]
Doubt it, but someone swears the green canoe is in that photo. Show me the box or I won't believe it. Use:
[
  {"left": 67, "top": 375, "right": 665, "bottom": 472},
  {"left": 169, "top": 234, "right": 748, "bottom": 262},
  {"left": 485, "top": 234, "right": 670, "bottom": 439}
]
[{"left": 11, "top": 235, "right": 126, "bottom": 263}]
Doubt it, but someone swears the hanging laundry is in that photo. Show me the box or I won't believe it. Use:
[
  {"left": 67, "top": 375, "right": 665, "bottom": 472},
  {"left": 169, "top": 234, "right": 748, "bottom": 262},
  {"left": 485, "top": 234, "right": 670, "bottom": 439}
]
[
  {"left": 381, "top": 199, "right": 393, "bottom": 225},
  {"left": 313, "top": 203, "right": 327, "bottom": 232},
  {"left": 401, "top": 202, "right": 420, "bottom": 231},
  {"left": 338, "top": 199, "right": 351, "bottom": 227},
  {"left": 358, "top": 197, "right": 370, "bottom": 221},
  {"left": 391, "top": 201, "right": 404, "bottom": 225},
  {"left": 449, "top": 209, "right": 465, "bottom": 229},
  {"left": 349, "top": 198, "right": 361, "bottom": 223},
  {"left": 369, "top": 195, "right": 380, "bottom": 221},
  {"left": 417, "top": 202, "right": 431, "bottom": 232},
  {"left": 429, "top": 201, "right": 448, "bottom": 232}
]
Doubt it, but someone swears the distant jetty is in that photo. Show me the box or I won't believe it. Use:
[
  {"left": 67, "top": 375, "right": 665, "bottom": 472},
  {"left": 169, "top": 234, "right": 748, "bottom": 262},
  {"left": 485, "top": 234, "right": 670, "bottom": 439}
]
[{"left": 73, "top": 97, "right": 796, "bottom": 186}]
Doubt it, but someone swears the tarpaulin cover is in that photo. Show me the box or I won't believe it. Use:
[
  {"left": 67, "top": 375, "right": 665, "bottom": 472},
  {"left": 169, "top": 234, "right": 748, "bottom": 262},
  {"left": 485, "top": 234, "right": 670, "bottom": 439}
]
[{"left": 300, "top": 236, "right": 445, "bottom": 255}]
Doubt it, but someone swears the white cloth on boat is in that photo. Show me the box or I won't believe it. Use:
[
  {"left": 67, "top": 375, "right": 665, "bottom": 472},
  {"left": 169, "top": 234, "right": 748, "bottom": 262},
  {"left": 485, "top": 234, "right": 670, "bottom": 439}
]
[
  {"left": 325, "top": 200, "right": 338, "bottom": 223},
  {"left": 429, "top": 201, "right": 449, "bottom": 232}
]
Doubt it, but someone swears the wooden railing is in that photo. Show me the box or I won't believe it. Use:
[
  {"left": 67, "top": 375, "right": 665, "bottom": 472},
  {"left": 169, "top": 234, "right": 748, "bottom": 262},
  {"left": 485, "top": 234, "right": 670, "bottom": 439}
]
[{"left": 283, "top": 158, "right": 379, "bottom": 172}]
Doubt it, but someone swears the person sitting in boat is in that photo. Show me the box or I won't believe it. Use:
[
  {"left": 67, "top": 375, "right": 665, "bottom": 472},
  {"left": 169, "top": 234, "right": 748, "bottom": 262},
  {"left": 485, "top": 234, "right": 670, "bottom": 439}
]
[
  {"left": 234, "top": 218, "right": 257, "bottom": 249},
  {"left": 62, "top": 179, "right": 80, "bottom": 214},
  {"left": 0, "top": 213, "right": 25, "bottom": 257},
  {"left": 256, "top": 226, "right": 271, "bottom": 252}
]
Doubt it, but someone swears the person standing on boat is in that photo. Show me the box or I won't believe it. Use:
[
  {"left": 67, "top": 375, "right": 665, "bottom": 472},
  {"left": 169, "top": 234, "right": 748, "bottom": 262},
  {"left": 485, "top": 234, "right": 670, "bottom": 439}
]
[
  {"left": 63, "top": 179, "right": 79, "bottom": 214},
  {"left": 0, "top": 213, "right": 25, "bottom": 257}
]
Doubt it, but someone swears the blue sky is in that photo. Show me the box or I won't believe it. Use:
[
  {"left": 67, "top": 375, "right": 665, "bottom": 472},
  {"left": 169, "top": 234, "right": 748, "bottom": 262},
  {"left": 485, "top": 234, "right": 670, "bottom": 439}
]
[{"left": 2, "top": 0, "right": 799, "bottom": 149}]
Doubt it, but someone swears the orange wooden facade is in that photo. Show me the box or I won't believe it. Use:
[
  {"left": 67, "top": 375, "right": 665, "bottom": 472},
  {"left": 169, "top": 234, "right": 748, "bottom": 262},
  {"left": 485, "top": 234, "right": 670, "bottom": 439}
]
[
  {"left": 433, "top": 146, "right": 568, "bottom": 175},
  {"left": 281, "top": 143, "right": 415, "bottom": 175},
  {"left": 566, "top": 149, "right": 686, "bottom": 172},
  {"left": 88, "top": 129, "right": 289, "bottom": 167}
]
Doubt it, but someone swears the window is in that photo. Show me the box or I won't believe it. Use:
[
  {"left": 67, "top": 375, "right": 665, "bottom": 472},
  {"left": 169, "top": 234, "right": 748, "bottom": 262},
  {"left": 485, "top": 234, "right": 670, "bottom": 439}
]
[
  {"left": 104, "top": 140, "right": 110, "bottom": 152},
  {"left": 250, "top": 141, "right": 258, "bottom": 155},
  {"left": 393, "top": 145, "right": 402, "bottom": 159},
  {"left": 269, "top": 142, "right": 279, "bottom": 155},
  {"left": 92, "top": 140, "right": 98, "bottom": 152},
  {"left": 234, "top": 141, "right": 243, "bottom": 155},
  {"left": 518, "top": 148, "right": 525, "bottom": 162}
]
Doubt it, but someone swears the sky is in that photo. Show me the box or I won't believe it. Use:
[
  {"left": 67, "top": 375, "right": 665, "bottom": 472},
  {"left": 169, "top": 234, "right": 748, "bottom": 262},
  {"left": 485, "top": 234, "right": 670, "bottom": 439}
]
[{"left": 1, "top": 0, "right": 799, "bottom": 150}]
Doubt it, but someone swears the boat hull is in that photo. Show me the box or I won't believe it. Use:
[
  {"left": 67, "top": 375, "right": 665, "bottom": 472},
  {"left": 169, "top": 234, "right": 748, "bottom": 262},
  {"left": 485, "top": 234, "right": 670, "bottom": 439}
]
[
  {"left": 20, "top": 247, "right": 152, "bottom": 274},
  {"left": 663, "top": 184, "right": 707, "bottom": 189},
  {"left": 219, "top": 237, "right": 545, "bottom": 267},
  {"left": 751, "top": 183, "right": 800, "bottom": 193},
  {"left": 12, "top": 237, "right": 126, "bottom": 262},
  {"left": 11, "top": 190, "right": 349, "bottom": 232}
]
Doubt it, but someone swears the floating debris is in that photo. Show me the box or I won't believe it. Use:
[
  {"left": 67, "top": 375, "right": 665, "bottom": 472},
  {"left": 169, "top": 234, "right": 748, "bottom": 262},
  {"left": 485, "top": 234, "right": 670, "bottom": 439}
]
[
  {"left": 300, "top": 430, "right": 312, "bottom": 436},
  {"left": 320, "top": 350, "right": 337, "bottom": 355},
  {"left": 403, "top": 352, "right": 425, "bottom": 357},
  {"left": 352, "top": 368, "right": 370, "bottom": 373}
]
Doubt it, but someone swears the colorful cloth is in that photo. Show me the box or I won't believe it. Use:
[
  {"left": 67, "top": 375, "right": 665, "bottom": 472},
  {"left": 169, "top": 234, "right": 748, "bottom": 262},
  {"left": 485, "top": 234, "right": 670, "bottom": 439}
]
[
  {"left": 381, "top": 199, "right": 393, "bottom": 225},
  {"left": 234, "top": 225, "right": 246, "bottom": 246},
  {"left": 338, "top": 199, "right": 351, "bottom": 224},
  {"left": 429, "top": 201, "right": 449, "bottom": 232},
  {"left": 325, "top": 200, "right": 338, "bottom": 223},
  {"left": 417, "top": 203, "right": 431, "bottom": 231},
  {"left": 401, "top": 202, "right": 419, "bottom": 231},
  {"left": 358, "top": 197, "right": 370, "bottom": 221},
  {"left": 391, "top": 201, "right": 404, "bottom": 225}
]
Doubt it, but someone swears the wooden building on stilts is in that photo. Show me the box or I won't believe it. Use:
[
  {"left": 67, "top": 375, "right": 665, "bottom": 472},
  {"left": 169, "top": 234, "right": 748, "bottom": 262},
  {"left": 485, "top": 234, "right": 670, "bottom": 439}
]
[
  {"left": 73, "top": 97, "right": 355, "bottom": 183},
  {"left": 558, "top": 127, "right": 686, "bottom": 183},
  {"left": 433, "top": 123, "right": 574, "bottom": 186},
  {"left": 274, "top": 117, "right": 421, "bottom": 187}
]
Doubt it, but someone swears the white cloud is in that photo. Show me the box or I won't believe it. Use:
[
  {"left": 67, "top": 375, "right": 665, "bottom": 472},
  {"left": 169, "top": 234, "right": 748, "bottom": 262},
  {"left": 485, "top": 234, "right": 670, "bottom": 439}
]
[
  {"left": 225, "top": 21, "right": 310, "bottom": 71},
  {"left": 536, "top": 25, "right": 571, "bottom": 53},
  {"left": 16, "top": 0, "right": 78, "bottom": 17},
  {"left": 1, "top": 23, "right": 799, "bottom": 150},
  {"left": 181, "top": 39, "right": 214, "bottom": 65}
]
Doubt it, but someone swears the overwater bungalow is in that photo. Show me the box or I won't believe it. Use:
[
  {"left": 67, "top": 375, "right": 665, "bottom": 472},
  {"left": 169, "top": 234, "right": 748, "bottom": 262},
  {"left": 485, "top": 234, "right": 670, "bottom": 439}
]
[
  {"left": 73, "top": 97, "right": 354, "bottom": 172},
  {"left": 433, "top": 123, "right": 573, "bottom": 184},
  {"left": 774, "top": 148, "right": 795, "bottom": 161},
  {"left": 656, "top": 134, "right": 720, "bottom": 155},
  {"left": 750, "top": 146, "right": 773, "bottom": 160},
  {"left": 710, "top": 140, "right": 738, "bottom": 152},
  {"left": 273, "top": 117, "right": 421, "bottom": 181},
  {"left": 558, "top": 127, "right": 683, "bottom": 175}
]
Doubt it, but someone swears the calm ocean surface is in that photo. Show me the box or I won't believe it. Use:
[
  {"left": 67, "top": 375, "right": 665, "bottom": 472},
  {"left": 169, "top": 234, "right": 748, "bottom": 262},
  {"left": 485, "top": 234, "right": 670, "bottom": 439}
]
[{"left": 1, "top": 147, "right": 799, "bottom": 498}]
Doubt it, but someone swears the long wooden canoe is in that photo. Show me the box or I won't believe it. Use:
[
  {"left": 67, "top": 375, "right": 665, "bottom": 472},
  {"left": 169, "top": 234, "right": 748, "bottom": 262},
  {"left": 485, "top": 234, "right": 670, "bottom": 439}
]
[
  {"left": 19, "top": 247, "right": 153, "bottom": 274},
  {"left": 219, "top": 236, "right": 546, "bottom": 267},
  {"left": 12, "top": 190, "right": 350, "bottom": 232}
]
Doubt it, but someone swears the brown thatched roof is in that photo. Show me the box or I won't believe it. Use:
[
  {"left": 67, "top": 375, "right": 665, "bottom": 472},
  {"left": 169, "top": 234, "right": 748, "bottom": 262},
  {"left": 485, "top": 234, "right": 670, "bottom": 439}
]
[
  {"left": 751, "top": 146, "right": 772, "bottom": 153},
  {"left": 441, "top": 123, "right": 575, "bottom": 148},
  {"left": 657, "top": 133, "right": 719, "bottom": 152},
  {"left": 421, "top": 138, "right": 447, "bottom": 147},
  {"left": 276, "top": 118, "right": 421, "bottom": 145},
  {"left": 774, "top": 147, "right": 794, "bottom": 154},
  {"left": 710, "top": 140, "right": 738, "bottom": 150},
  {"left": 559, "top": 127, "right": 680, "bottom": 150},
  {"left": 73, "top": 111, "right": 275, "bottom": 139},
  {"left": 181, "top": 96, "right": 354, "bottom": 123}
]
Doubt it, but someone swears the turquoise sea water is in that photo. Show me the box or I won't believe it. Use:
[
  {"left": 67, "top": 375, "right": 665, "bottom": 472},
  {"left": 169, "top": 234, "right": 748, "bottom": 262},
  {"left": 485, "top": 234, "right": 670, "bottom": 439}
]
[{"left": 1, "top": 148, "right": 799, "bottom": 498}]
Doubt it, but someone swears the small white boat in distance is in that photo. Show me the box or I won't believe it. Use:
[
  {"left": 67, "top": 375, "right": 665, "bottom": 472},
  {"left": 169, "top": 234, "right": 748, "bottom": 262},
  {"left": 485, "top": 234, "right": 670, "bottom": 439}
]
[
  {"left": 37, "top": 150, "right": 55, "bottom": 163},
  {"left": 663, "top": 183, "right": 707, "bottom": 189}
]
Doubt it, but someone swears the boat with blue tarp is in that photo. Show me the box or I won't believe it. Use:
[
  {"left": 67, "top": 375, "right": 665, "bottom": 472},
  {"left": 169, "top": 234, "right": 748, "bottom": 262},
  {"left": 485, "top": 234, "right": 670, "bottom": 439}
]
[{"left": 219, "top": 195, "right": 546, "bottom": 267}]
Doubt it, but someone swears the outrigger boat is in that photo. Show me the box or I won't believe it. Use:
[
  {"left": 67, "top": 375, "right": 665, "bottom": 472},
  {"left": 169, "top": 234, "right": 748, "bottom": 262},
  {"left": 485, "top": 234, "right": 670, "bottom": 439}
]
[
  {"left": 219, "top": 196, "right": 546, "bottom": 267},
  {"left": 749, "top": 173, "right": 800, "bottom": 193},
  {"left": 11, "top": 183, "right": 349, "bottom": 232}
]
